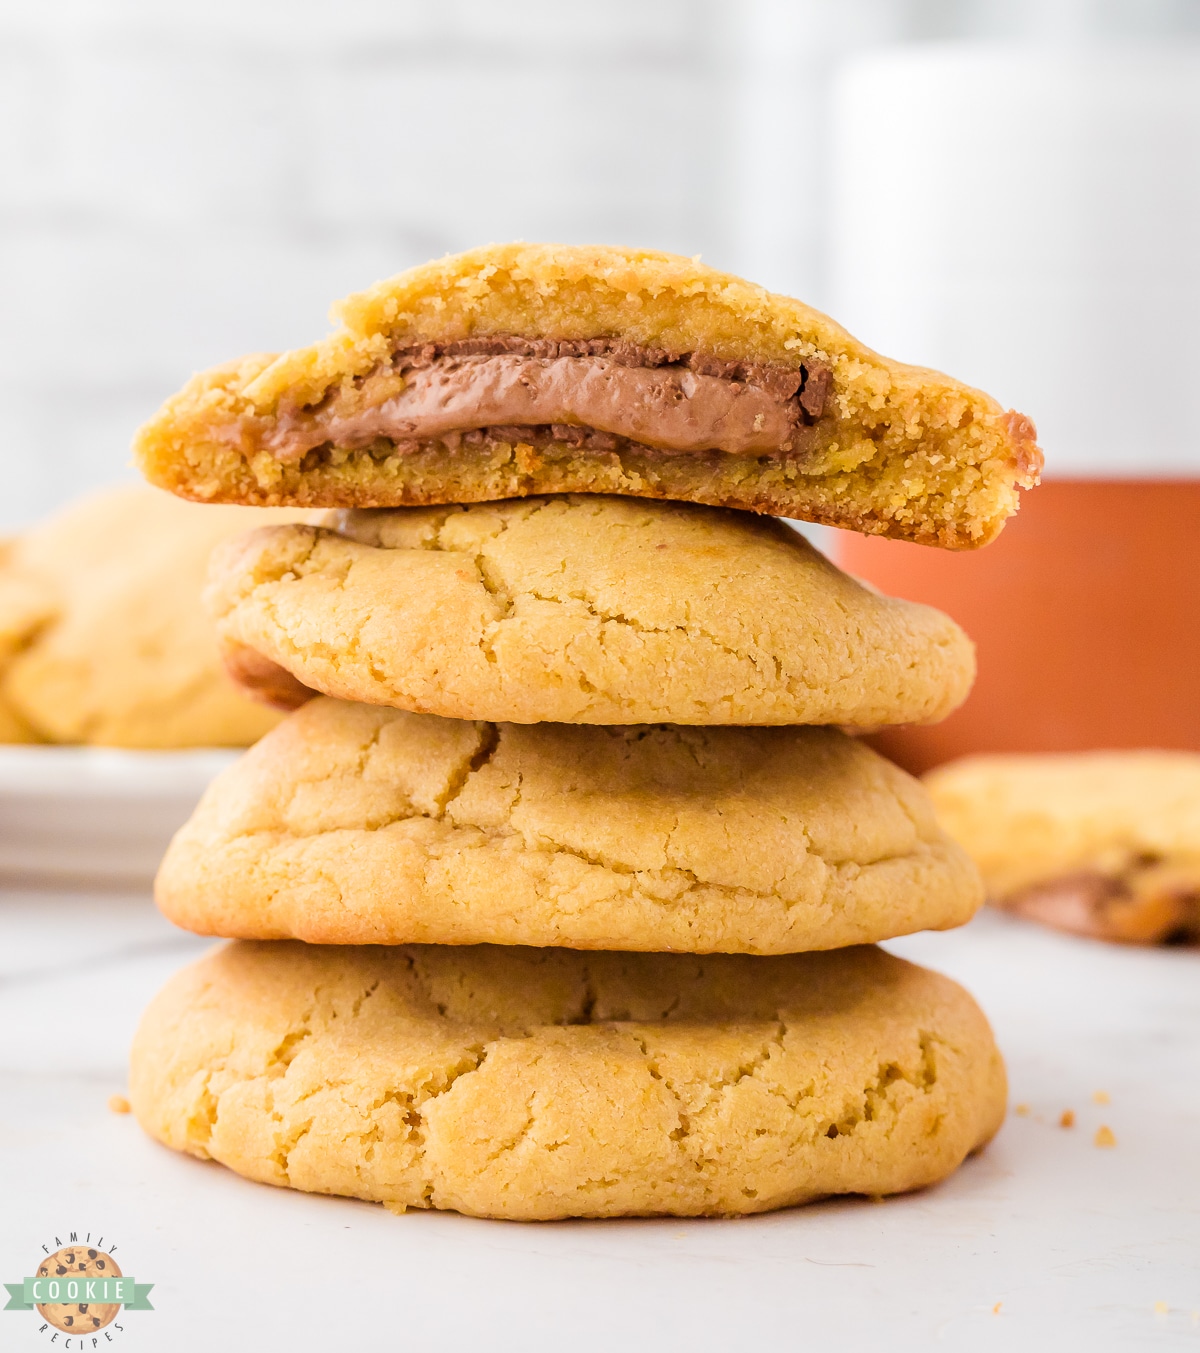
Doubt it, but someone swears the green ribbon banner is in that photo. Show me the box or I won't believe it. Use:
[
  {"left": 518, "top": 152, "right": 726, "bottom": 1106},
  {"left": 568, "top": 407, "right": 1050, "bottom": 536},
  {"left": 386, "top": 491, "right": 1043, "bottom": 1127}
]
[{"left": 4, "top": 1278, "right": 154, "bottom": 1311}]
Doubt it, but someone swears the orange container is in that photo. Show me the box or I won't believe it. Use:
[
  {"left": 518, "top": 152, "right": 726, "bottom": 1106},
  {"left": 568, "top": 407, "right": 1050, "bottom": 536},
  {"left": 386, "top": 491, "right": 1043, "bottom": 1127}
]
[{"left": 836, "top": 480, "right": 1200, "bottom": 775}]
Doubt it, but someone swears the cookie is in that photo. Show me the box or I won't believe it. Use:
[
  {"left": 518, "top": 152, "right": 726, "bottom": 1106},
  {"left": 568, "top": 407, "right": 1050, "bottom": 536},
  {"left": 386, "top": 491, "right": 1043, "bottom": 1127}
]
[
  {"left": 156, "top": 697, "right": 983, "bottom": 953},
  {"left": 34, "top": 1246, "right": 122, "bottom": 1334},
  {"left": 0, "top": 690, "right": 39, "bottom": 743},
  {"left": 129, "top": 940, "right": 1006, "bottom": 1220},
  {"left": 0, "top": 486, "right": 306, "bottom": 747},
  {"left": 207, "top": 495, "right": 975, "bottom": 727},
  {"left": 926, "top": 751, "right": 1200, "bottom": 944},
  {"left": 134, "top": 242, "right": 1041, "bottom": 549}
]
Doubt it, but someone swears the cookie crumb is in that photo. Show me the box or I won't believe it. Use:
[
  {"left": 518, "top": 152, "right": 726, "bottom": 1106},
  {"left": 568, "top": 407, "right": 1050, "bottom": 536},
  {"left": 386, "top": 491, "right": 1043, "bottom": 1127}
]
[
  {"left": 1092, "top": 1089, "right": 1110, "bottom": 1104},
  {"left": 1059, "top": 1109, "right": 1075, "bottom": 1129},
  {"left": 108, "top": 1094, "right": 131, "bottom": 1115},
  {"left": 992, "top": 1302, "right": 1002, "bottom": 1315},
  {"left": 1014, "top": 1103, "right": 1030, "bottom": 1116},
  {"left": 1154, "top": 1301, "right": 1169, "bottom": 1316},
  {"left": 1094, "top": 1125, "right": 1117, "bottom": 1148}
]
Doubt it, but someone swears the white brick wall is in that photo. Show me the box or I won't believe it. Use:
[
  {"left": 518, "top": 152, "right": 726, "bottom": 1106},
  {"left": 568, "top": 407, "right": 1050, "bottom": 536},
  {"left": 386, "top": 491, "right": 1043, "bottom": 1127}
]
[{"left": 725, "top": 0, "right": 906, "bottom": 307}]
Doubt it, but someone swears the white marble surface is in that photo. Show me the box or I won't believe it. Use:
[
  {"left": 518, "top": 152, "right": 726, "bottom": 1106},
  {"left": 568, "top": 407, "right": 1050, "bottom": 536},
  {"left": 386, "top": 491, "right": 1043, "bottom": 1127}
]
[{"left": 1, "top": 892, "right": 1198, "bottom": 1352}]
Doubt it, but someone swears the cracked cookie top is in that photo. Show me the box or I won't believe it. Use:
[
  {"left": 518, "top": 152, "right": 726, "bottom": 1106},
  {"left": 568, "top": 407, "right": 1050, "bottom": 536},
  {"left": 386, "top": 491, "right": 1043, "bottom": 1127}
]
[
  {"left": 154, "top": 696, "right": 983, "bottom": 953},
  {"left": 206, "top": 494, "right": 975, "bottom": 727},
  {"left": 129, "top": 938, "right": 1007, "bottom": 1219}
]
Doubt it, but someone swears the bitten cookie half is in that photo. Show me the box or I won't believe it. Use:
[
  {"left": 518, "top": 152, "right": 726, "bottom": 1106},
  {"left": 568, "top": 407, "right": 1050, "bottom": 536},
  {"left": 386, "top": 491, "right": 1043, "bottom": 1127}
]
[
  {"left": 130, "top": 941, "right": 1007, "bottom": 1221},
  {"left": 0, "top": 486, "right": 305, "bottom": 748},
  {"left": 926, "top": 751, "right": 1200, "bottom": 945},
  {"left": 156, "top": 698, "right": 984, "bottom": 954},
  {"left": 207, "top": 495, "right": 975, "bottom": 728},
  {"left": 134, "top": 242, "right": 1040, "bottom": 548}
]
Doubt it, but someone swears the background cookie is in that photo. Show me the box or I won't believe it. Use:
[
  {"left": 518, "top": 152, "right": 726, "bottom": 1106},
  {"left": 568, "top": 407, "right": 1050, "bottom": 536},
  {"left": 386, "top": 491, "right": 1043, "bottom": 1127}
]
[
  {"left": 207, "top": 495, "right": 975, "bottom": 727},
  {"left": 157, "top": 697, "right": 983, "bottom": 953},
  {"left": 926, "top": 751, "right": 1200, "bottom": 944},
  {"left": 130, "top": 940, "right": 1007, "bottom": 1221},
  {"left": 0, "top": 486, "right": 306, "bottom": 747}
]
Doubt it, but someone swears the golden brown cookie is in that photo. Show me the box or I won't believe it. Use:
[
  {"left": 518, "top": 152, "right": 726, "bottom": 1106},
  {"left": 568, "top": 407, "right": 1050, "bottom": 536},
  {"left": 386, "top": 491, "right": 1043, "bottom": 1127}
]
[
  {"left": 0, "top": 486, "right": 307, "bottom": 747},
  {"left": 0, "top": 689, "right": 39, "bottom": 743},
  {"left": 134, "top": 242, "right": 1041, "bottom": 549},
  {"left": 926, "top": 751, "right": 1200, "bottom": 944},
  {"left": 208, "top": 495, "right": 975, "bottom": 727},
  {"left": 129, "top": 940, "right": 1007, "bottom": 1220},
  {"left": 156, "top": 697, "right": 983, "bottom": 953}
]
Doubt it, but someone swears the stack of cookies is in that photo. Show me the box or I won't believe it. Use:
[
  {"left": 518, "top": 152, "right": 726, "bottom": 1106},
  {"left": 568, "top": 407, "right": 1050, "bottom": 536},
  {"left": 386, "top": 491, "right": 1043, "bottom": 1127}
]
[{"left": 127, "top": 244, "right": 1040, "bottom": 1220}]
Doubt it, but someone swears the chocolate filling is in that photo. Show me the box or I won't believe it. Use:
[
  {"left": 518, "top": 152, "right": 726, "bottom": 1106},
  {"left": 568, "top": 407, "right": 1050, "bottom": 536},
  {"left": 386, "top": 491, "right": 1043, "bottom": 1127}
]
[
  {"left": 249, "top": 337, "right": 832, "bottom": 466},
  {"left": 1000, "top": 869, "right": 1200, "bottom": 945}
]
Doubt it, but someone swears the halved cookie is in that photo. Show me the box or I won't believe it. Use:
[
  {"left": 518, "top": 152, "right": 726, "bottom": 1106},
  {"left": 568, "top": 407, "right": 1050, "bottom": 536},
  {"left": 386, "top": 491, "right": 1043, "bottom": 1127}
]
[
  {"left": 129, "top": 940, "right": 1007, "bottom": 1220},
  {"left": 156, "top": 697, "right": 983, "bottom": 954},
  {"left": 926, "top": 751, "right": 1200, "bottom": 944},
  {"left": 207, "top": 495, "right": 975, "bottom": 727},
  {"left": 135, "top": 243, "right": 1040, "bottom": 548}
]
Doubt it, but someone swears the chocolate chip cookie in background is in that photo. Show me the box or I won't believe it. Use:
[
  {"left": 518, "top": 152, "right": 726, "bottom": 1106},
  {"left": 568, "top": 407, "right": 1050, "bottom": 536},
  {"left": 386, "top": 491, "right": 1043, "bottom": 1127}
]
[
  {"left": 0, "top": 486, "right": 310, "bottom": 747},
  {"left": 925, "top": 751, "right": 1200, "bottom": 945},
  {"left": 135, "top": 241, "right": 1040, "bottom": 549},
  {"left": 35, "top": 1247, "right": 121, "bottom": 1334}
]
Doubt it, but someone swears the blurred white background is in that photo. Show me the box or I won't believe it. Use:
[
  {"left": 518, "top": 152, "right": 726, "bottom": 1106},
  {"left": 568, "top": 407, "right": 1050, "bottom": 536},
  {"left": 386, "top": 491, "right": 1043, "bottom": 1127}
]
[{"left": 2, "top": 0, "right": 1198, "bottom": 531}]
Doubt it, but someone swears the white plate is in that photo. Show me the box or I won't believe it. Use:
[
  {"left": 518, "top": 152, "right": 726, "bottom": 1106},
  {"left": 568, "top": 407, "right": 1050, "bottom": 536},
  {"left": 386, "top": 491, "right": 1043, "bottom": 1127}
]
[{"left": 0, "top": 744, "right": 238, "bottom": 886}]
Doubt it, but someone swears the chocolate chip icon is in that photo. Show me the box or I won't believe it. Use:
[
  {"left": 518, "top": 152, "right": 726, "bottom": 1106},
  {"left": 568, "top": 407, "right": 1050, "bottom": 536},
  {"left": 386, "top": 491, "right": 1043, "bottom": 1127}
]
[{"left": 35, "top": 1247, "right": 122, "bottom": 1334}]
